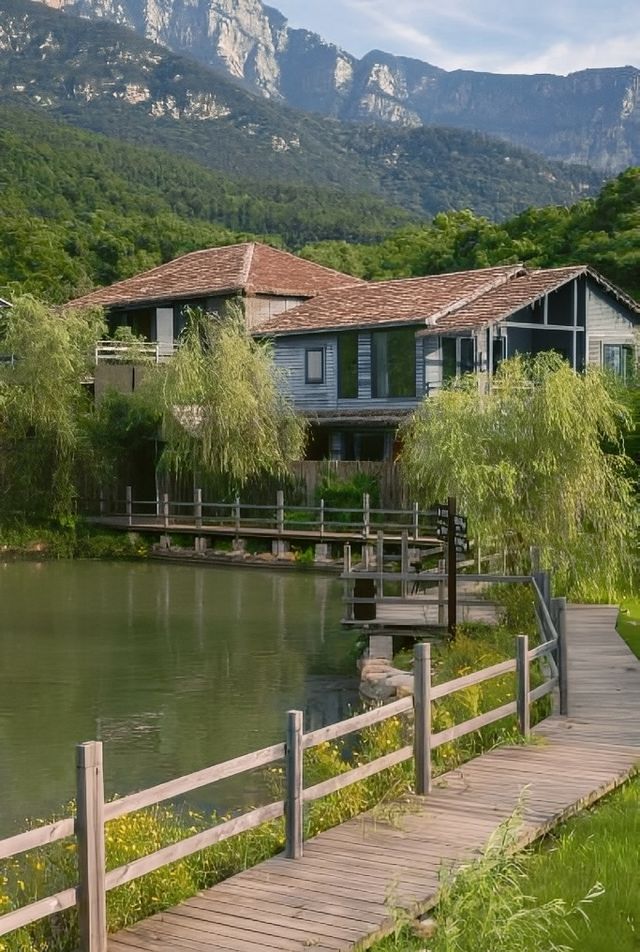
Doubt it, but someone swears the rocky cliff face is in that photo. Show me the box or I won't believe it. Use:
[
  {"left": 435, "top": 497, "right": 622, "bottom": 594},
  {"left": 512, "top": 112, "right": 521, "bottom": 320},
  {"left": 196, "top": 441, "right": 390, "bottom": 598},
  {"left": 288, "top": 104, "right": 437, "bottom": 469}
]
[{"left": 43, "top": 0, "right": 640, "bottom": 172}]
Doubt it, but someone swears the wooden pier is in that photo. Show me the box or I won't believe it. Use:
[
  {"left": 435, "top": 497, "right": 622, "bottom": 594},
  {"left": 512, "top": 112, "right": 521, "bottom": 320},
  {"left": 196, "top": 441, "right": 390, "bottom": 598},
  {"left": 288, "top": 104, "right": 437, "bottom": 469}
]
[{"left": 1, "top": 583, "right": 638, "bottom": 952}]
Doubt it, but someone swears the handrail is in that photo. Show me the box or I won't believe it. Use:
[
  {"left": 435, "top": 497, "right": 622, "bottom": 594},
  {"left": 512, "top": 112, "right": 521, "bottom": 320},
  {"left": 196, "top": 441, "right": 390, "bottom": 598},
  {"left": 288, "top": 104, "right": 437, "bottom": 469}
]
[{"left": 0, "top": 598, "right": 567, "bottom": 949}]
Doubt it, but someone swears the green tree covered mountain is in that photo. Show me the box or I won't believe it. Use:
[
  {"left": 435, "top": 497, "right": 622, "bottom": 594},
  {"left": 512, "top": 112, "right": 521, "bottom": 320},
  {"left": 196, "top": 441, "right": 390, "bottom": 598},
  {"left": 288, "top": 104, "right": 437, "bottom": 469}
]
[
  {"left": 300, "top": 168, "right": 640, "bottom": 300},
  {"left": 0, "top": 0, "right": 600, "bottom": 222}
]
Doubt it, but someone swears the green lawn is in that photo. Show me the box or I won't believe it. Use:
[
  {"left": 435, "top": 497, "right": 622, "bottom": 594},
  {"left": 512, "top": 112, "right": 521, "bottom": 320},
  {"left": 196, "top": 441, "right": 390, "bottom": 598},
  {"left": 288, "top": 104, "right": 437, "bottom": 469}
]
[{"left": 370, "top": 604, "right": 640, "bottom": 952}]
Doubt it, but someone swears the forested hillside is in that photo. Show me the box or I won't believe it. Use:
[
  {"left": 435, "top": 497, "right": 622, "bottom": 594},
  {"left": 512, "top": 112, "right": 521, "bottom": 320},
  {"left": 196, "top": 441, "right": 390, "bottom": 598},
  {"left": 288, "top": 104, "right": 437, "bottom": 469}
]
[
  {"left": 0, "top": 108, "right": 411, "bottom": 301},
  {"left": 301, "top": 169, "right": 640, "bottom": 299}
]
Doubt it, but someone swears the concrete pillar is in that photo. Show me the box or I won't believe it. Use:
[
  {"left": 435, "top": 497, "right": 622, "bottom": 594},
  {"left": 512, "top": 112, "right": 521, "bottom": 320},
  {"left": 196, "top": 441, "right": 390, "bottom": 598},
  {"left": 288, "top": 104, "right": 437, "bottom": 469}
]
[
  {"left": 369, "top": 634, "right": 394, "bottom": 660},
  {"left": 314, "top": 543, "right": 330, "bottom": 562},
  {"left": 159, "top": 534, "right": 171, "bottom": 550},
  {"left": 272, "top": 539, "right": 290, "bottom": 557}
]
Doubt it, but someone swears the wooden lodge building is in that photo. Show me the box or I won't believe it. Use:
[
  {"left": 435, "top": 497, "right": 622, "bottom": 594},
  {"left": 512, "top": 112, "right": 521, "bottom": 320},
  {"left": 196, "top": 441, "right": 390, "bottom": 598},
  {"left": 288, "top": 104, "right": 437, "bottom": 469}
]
[{"left": 71, "top": 242, "right": 640, "bottom": 462}]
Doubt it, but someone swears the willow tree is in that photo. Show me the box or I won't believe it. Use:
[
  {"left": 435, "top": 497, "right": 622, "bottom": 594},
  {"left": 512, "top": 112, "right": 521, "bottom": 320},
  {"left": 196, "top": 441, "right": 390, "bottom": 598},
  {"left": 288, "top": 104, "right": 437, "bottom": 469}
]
[
  {"left": 145, "top": 306, "right": 306, "bottom": 491},
  {"left": 0, "top": 296, "right": 105, "bottom": 522},
  {"left": 400, "top": 353, "right": 637, "bottom": 599}
]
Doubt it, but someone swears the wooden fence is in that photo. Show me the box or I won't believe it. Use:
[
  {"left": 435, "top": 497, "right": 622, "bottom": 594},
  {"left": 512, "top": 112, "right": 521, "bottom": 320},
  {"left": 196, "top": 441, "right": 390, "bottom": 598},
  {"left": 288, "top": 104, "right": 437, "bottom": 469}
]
[
  {"left": 90, "top": 488, "right": 440, "bottom": 542},
  {"left": 0, "top": 576, "right": 567, "bottom": 952}
]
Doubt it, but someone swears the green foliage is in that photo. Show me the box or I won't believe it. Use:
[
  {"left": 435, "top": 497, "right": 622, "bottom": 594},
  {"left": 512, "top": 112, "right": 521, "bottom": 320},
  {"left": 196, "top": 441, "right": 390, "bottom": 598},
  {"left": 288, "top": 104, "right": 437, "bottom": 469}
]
[
  {"left": 400, "top": 353, "right": 638, "bottom": 600},
  {"left": 85, "top": 391, "right": 160, "bottom": 488},
  {"left": 0, "top": 297, "right": 104, "bottom": 522},
  {"left": 142, "top": 305, "right": 307, "bottom": 490},
  {"left": 316, "top": 469, "right": 381, "bottom": 519},
  {"left": 301, "top": 168, "right": 640, "bottom": 301},
  {"left": 0, "top": 524, "right": 149, "bottom": 559}
]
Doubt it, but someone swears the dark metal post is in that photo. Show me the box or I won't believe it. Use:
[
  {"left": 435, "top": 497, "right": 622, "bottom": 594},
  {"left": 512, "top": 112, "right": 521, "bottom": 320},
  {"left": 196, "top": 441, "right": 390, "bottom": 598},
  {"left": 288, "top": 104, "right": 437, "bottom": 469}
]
[
  {"left": 285, "top": 710, "right": 304, "bottom": 859},
  {"left": 554, "top": 596, "right": 569, "bottom": 715},
  {"left": 194, "top": 487, "right": 202, "bottom": 530},
  {"left": 414, "top": 642, "right": 432, "bottom": 795},
  {"left": 447, "top": 496, "right": 457, "bottom": 636},
  {"left": 516, "top": 634, "right": 530, "bottom": 737}
]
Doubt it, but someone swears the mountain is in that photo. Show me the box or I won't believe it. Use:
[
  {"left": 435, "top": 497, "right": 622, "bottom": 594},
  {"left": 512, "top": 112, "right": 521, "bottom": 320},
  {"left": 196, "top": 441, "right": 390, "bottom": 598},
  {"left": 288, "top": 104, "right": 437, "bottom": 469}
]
[
  {"left": 43, "top": 0, "right": 640, "bottom": 173},
  {"left": 0, "top": 0, "right": 599, "bottom": 223}
]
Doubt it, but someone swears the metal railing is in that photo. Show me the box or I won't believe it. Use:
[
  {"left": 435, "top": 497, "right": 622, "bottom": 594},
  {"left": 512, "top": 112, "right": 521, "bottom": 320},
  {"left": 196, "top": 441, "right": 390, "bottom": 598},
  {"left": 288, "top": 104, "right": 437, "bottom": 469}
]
[{"left": 0, "top": 589, "right": 566, "bottom": 950}]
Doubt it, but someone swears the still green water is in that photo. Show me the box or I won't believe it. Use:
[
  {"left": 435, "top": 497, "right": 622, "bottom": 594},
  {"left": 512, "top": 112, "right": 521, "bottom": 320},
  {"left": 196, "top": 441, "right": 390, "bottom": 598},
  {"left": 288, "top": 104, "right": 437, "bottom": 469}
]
[{"left": 0, "top": 560, "right": 356, "bottom": 835}]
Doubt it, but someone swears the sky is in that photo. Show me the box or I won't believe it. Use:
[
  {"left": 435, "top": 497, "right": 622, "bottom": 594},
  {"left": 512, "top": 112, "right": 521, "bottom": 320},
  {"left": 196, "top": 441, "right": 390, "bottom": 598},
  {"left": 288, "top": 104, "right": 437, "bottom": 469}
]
[{"left": 272, "top": 0, "right": 640, "bottom": 75}]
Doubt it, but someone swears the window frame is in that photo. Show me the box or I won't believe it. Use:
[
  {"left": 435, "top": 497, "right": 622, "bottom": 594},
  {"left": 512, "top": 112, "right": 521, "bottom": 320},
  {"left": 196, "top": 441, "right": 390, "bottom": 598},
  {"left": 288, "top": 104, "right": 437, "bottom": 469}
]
[{"left": 305, "top": 347, "right": 325, "bottom": 385}]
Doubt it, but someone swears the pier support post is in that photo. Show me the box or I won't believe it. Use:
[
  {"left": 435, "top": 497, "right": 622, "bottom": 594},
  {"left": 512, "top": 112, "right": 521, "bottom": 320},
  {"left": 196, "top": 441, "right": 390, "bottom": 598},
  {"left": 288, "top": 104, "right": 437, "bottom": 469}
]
[
  {"left": 285, "top": 710, "right": 304, "bottom": 859},
  {"left": 414, "top": 642, "right": 432, "bottom": 796},
  {"left": 76, "top": 742, "right": 107, "bottom": 952},
  {"left": 516, "top": 634, "right": 530, "bottom": 738},
  {"left": 276, "top": 490, "right": 285, "bottom": 535},
  {"left": 552, "top": 596, "right": 569, "bottom": 715}
]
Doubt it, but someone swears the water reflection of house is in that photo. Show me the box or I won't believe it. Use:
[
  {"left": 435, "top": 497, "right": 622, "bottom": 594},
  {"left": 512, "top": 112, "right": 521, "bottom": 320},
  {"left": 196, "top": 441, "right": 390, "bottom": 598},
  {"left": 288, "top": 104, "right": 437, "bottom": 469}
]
[{"left": 70, "top": 244, "right": 639, "bottom": 462}]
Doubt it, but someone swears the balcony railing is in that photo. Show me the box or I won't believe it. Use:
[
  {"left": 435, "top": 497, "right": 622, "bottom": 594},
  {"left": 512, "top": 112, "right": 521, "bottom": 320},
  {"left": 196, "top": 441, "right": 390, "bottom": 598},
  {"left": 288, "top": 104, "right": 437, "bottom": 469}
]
[{"left": 94, "top": 341, "right": 177, "bottom": 364}]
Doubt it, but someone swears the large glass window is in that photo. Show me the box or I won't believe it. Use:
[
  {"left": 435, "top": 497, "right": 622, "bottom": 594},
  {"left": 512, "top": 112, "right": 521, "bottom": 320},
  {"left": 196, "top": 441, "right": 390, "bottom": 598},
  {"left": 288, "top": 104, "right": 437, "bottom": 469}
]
[
  {"left": 492, "top": 336, "right": 506, "bottom": 373},
  {"left": 338, "top": 332, "right": 358, "bottom": 398},
  {"left": 372, "top": 328, "right": 416, "bottom": 398}
]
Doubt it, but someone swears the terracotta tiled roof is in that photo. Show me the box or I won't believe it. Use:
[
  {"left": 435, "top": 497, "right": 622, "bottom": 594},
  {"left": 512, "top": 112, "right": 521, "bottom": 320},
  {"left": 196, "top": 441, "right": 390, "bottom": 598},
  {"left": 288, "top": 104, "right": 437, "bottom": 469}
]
[
  {"left": 421, "top": 266, "right": 587, "bottom": 335},
  {"left": 258, "top": 265, "right": 526, "bottom": 334},
  {"left": 68, "top": 243, "right": 364, "bottom": 309}
]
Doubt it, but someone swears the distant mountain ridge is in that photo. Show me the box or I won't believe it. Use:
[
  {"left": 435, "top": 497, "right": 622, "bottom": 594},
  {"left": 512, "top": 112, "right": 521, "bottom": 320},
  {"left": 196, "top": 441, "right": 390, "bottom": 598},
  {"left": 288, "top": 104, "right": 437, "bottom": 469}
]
[
  {"left": 41, "top": 0, "right": 640, "bottom": 172},
  {"left": 0, "top": 0, "right": 599, "bottom": 222}
]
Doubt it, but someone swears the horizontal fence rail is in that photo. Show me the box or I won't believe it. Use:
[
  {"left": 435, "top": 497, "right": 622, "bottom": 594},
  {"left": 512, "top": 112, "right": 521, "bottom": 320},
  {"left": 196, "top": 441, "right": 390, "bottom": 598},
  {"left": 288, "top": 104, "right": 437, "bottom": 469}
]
[
  {"left": 0, "top": 573, "right": 567, "bottom": 951},
  {"left": 84, "top": 488, "right": 440, "bottom": 543}
]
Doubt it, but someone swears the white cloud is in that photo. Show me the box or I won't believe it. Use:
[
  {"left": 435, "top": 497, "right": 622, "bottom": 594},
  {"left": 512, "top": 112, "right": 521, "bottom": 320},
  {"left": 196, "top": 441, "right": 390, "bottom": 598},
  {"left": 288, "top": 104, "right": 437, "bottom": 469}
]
[{"left": 274, "top": 0, "right": 640, "bottom": 73}]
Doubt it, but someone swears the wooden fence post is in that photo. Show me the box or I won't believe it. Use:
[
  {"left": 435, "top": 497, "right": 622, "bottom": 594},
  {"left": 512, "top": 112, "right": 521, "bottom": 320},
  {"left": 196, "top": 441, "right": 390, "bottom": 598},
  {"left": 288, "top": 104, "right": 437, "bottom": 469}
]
[
  {"left": 414, "top": 642, "right": 432, "bottom": 796},
  {"left": 344, "top": 544, "right": 353, "bottom": 621},
  {"left": 125, "top": 486, "right": 132, "bottom": 527},
  {"left": 540, "top": 570, "right": 551, "bottom": 612},
  {"left": 553, "top": 596, "right": 569, "bottom": 716},
  {"left": 516, "top": 634, "right": 530, "bottom": 738},
  {"left": 162, "top": 492, "right": 169, "bottom": 530},
  {"left": 530, "top": 545, "right": 541, "bottom": 575},
  {"left": 285, "top": 710, "right": 304, "bottom": 859},
  {"left": 412, "top": 502, "right": 420, "bottom": 541},
  {"left": 362, "top": 493, "right": 370, "bottom": 539},
  {"left": 194, "top": 488, "right": 202, "bottom": 530},
  {"left": 234, "top": 495, "right": 241, "bottom": 534},
  {"left": 376, "top": 531, "right": 384, "bottom": 598},
  {"left": 276, "top": 490, "right": 285, "bottom": 535},
  {"left": 319, "top": 498, "right": 325, "bottom": 539},
  {"left": 76, "top": 742, "right": 107, "bottom": 952},
  {"left": 99, "top": 489, "right": 105, "bottom": 518}
]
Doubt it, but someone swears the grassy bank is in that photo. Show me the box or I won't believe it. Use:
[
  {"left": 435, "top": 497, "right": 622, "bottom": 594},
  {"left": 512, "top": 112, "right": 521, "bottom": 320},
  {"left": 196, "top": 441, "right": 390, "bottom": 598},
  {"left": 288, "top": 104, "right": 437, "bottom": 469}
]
[
  {"left": 0, "top": 589, "right": 546, "bottom": 952},
  {"left": 0, "top": 523, "right": 150, "bottom": 560}
]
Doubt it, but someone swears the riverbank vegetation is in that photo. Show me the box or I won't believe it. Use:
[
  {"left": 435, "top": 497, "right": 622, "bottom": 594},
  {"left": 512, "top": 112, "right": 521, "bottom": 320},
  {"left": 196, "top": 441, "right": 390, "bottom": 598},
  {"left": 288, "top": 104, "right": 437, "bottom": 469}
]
[{"left": 400, "top": 353, "right": 638, "bottom": 601}]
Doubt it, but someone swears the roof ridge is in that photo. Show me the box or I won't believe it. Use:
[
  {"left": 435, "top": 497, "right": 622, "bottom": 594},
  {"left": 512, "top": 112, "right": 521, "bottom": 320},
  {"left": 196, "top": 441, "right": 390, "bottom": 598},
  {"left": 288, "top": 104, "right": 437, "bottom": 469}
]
[
  {"left": 431, "top": 265, "right": 526, "bottom": 326},
  {"left": 242, "top": 242, "right": 257, "bottom": 286}
]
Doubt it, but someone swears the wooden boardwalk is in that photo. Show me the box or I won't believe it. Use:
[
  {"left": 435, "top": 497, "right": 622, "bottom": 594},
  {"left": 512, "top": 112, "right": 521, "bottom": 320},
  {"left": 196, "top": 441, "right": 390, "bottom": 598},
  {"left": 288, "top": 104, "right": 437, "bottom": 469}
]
[{"left": 108, "top": 607, "right": 640, "bottom": 952}]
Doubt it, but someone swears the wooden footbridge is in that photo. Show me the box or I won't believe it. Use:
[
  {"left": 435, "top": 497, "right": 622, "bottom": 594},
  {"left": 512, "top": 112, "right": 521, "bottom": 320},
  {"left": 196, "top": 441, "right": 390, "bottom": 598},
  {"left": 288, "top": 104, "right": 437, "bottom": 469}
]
[{"left": 1, "top": 584, "right": 638, "bottom": 951}]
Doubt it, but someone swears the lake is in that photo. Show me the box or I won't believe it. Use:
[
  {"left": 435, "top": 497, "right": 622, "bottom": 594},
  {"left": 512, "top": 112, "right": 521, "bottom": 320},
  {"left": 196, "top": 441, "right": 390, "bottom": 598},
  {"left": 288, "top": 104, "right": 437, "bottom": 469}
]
[{"left": 0, "top": 560, "right": 356, "bottom": 835}]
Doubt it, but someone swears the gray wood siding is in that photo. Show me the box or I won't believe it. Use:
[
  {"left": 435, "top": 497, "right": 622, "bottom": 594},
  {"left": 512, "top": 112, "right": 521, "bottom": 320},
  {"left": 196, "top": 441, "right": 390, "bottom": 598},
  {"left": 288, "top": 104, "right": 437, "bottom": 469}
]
[
  {"left": 271, "top": 334, "right": 336, "bottom": 409},
  {"left": 586, "top": 282, "right": 636, "bottom": 364},
  {"left": 246, "top": 296, "right": 308, "bottom": 331}
]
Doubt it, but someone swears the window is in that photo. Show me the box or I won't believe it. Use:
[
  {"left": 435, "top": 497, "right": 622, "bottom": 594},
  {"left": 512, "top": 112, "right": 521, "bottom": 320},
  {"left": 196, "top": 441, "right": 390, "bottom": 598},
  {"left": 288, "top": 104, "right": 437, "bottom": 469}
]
[
  {"left": 492, "top": 336, "right": 506, "bottom": 373},
  {"left": 442, "top": 336, "right": 476, "bottom": 380},
  {"left": 603, "top": 344, "right": 634, "bottom": 379},
  {"left": 305, "top": 348, "right": 324, "bottom": 384},
  {"left": 442, "top": 338, "right": 457, "bottom": 382},
  {"left": 459, "top": 338, "right": 475, "bottom": 375},
  {"left": 372, "top": 328, "right": 416, "bottom": 398},
  {"left": 338, "top": 332, "right": 358, "bottom": 398}
]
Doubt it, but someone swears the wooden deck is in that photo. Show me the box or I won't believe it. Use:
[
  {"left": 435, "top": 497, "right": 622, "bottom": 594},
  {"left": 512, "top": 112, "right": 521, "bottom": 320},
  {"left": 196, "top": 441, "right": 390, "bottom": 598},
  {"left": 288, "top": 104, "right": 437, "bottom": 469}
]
[{"left": 108, "top": 606, "right": 640, "bottom": 952}]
